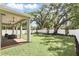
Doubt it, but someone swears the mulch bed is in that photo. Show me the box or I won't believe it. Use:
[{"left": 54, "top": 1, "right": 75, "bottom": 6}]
[{"left": 1, "top": 38, "right": 27, "bottom": 49}]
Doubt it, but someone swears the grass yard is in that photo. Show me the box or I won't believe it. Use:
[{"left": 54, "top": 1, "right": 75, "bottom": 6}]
[{"left": 0, "top": 34, "right": 76, "bottom": 56}]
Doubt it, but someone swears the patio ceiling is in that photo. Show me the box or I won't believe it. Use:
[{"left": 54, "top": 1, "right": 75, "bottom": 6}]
[{"left": 0, "top": 4, "right": 33, "bottom": 25}]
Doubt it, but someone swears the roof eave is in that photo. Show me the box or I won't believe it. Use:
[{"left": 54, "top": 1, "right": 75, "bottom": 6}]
[{"left": 0, "top": 4, "right": 33, "bottom": 18}]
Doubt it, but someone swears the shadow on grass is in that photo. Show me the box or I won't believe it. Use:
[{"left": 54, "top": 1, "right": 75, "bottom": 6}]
[
  {"left": 48, "top": 45, "right": 75, "bottom": 56},
  {"left": 40, "top": 33, "right": 77, "bottom": 56}
]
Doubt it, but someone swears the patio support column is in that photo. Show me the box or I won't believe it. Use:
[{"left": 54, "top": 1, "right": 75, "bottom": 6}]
[
  {"left": 0, "top": 14, "right": 2, "bottom": 48},
  {"left": 16, "top": 25, "right": 18, "bottom": 36},
  {"left": 20, "top": 23, "right": 22, "bottom": 38},
  {"left": 12, "top": 26, "right": 15, "bottom": 35},
  {"left": 5, "top": 26, "right": 7, "bottom": 34},
  {"left": 27, "top": 19, "right": 31, "bottom": 42}
]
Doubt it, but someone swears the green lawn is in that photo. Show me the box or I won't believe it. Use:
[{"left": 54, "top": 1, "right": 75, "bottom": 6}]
[{"left": 0, "top": 34, "right": 76, "bottom": 56}]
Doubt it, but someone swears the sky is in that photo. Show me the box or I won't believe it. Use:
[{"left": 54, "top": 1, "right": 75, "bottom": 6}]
[{"left": 5, "top": 3, "right": 42, "bottom": 13}]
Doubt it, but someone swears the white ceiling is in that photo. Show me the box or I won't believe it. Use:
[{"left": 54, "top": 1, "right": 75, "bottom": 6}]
[{"left": 2, "top": 12, "right": 26, "bottom": 24}]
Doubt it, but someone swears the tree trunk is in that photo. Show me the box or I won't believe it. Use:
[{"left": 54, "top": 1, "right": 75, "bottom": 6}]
[
  {"left": 36, "top": 29, "right": 38, "bottom": 34},
  {"left": 47, "top": 28, "right": 49, "bottom": 34},
  {"left": 53, "top": 27, "right": 59, "bottom": 34},
  {"left": 65, "top": 26, "right": 69, "bottom": 35}
]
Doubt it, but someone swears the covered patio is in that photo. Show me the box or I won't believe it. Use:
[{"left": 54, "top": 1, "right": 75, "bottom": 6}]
[{"left": 0, "top": 5, "right": 32, "bottom": 48}]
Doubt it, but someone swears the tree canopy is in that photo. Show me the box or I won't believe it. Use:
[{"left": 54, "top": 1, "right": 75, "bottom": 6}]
[{"left": 30, "top": 3, "right": 79, "bottom": 34}]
